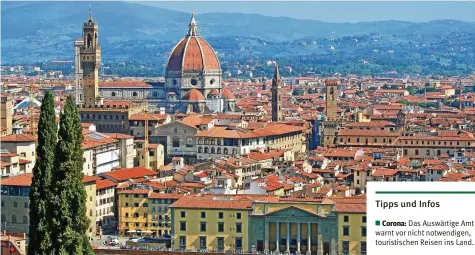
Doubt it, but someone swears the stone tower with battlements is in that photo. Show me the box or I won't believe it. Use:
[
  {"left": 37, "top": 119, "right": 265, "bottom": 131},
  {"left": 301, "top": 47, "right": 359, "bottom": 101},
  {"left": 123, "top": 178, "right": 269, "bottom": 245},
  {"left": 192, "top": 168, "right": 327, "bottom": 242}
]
[
  {"left": 322, "top": 78, "right": 345, "bottom": 146},
  {"left": 80, "top": 9, "right": 101, "bottom": 107},
  {"left": 271, "top": 62, "right": 283, "bottom": 122},
  {"left": 325, "top": 79, "right": 339, "bottom": 120}
]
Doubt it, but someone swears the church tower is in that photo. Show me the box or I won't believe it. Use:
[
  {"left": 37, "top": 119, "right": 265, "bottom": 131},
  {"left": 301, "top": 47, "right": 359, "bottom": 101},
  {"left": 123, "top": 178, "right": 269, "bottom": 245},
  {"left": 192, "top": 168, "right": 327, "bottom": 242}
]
[
  {"left": 322, "top": 78, "right": 344, "bottom": 147},
  {"left": 271, "top": 62, "right": 283, "bottom": 122},
  {"left": 325, "top": 79, "right": 339, "bottom": 120},
  {"left": 80, "top": 9, "right": 101, "bottom": 107}
]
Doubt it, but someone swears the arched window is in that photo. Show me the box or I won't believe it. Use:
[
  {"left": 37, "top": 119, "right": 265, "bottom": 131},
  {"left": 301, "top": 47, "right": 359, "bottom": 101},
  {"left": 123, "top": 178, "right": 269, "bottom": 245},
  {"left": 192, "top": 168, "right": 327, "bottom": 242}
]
[
  {"left": 211, "top": 139, "right": 215, "bottom": 145},
  {"left": 204, "top": 138, "right": 209, "bottom": 145},
  {"left": 198, "top": 138, "right": 203, "bottom": 144},
  {"left": 186, "top": 137, "right": 193, "bottom": 147},
  {"left": 198, "top": 147, "right": 202, "bottom": 153},
  {"left": 233, "top": 148, "right": 237, "bottom": 155},
  {"left": 217, "top": 147, "right": 222, "bottom": 154},
  {"left": 217, "top": 139, "right": 222, "bottom": 146},
  {"left": 87, "top": 33, "right": 92, "bottom": 48},
  {"left": 204, "top": 147, "right": 209, "bottom": 154},
  {"left": 224, "top": 148, "right": 228, "bottom": 154},
  {"left": 173, "top": 137, "right": 180, "bottom": 147},
  {"left": 211, "top": 147, "right": 215, "bottom": 154}
]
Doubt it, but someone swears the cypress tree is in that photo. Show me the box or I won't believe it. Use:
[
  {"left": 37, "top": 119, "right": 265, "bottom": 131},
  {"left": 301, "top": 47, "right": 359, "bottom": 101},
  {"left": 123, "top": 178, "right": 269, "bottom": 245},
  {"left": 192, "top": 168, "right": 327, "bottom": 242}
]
[
  {"left": 51, "top": 96, "right": 93, "bottom": 255},
  {"left": 28, "top": 91, "right": 57, "bottom": 255}
]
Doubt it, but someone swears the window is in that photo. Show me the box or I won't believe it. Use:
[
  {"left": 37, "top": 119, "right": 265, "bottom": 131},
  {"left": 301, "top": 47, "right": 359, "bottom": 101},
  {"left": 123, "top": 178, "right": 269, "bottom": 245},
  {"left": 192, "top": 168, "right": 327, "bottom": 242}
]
[
  {"left": 198, "top": 138, "right": 203, "bottom": 144},
  {"left": 361, "top": 226, "right": 367, "bottom": 237},
  {"left": 180, "top": 221, "right": 186, "bottom": 231},
  {"left": 218, "top": 222, "right": 224, "bottom": 232},
  {"left": 361, "top": 241, "right": 367, "bottom": 255},
  {"left": 125, "top": 213, "right": 129, "bottom": 218},
  {"left": 201, "top": 212, "right": 206, "bottom": 218},
  {"left": 236, "top": 212, "right": 241, "bottom": 219},
  {"left": 181, "top": 211, "right": 186, "bottom": 218},
  {"left": 236, "top": 237, "right": 243, "bottom": 250},
  {"left": 12, "top": 215, "right": 17, "bottom": 223},
  {"left": 204, "top": 147, "right": 209, "bottom": 153},
  {"left": 179, "top": 236, "right": 186, "bottom": 249},
  {"left": 218, "top": 212, "right": 224, "bottom": 219},
  {"left": 224, "top": 148, "right": 228, "bottom": 154},
  {"left": 362, "top": 216, "right": 366, "bottom": 223},
  {"left": 23, "top": 216, "right": 28, "bottom": 224},
  {"left": 173, "top": 136, "right": 180, "bottom": 147},
  {"left": 217, "top": 147, "right": 222, "bottom": 154},
  {"left": 198, "top": 147, "right": 203, "bottom": 153},
  {"left": 200, "top": 222, "right": 207, "bottom": 232},
  {"left": 342, "top": 241, "right": 350, "bottom": 254},
  {"left": 143, "top": 203, "right": 148, "bottom": 207},
  {"left": 236, "top": 223, "right": 242, "bottom": 233},
  {"left": 186, "top": 137, "right": 193, "bottom": 147},
  {"left": 344, "top": 215, "right": 349, "bottom": 222},
  {"left": 191, "top": 79, "right": 198, "bottom": 86},
  {"left": 13, "top": 201, "right": 17, "bottom": 208},
  {"left": 217, "top": 237, "right": 225, "bottom": 250},
  {"left": 199, "top": 236, "right": 207, "bottom": 250},
  {"left": 1, "top": 214, "right": 5, "bottom": 223},
  {"left": 343, "top": 226, "right": 350, "bottom": 236}
]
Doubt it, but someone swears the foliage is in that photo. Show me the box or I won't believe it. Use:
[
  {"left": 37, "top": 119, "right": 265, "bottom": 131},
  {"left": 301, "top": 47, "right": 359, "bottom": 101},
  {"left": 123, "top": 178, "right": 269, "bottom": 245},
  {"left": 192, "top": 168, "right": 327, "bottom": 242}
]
[
  {"left": 397, "top": 99, "right": 439, "bottom": 109},
  {"left": 292, "top": 89, "right": 305, "bottom": 96},
  {"left": 51, "top": 97, "right": 93, "bottom": 255},
  {"left": 28, "top": 91, "right": 57, "bottom": 255},
  {"left": 406, "top": 86, "right": 417, "bottom": 95}
]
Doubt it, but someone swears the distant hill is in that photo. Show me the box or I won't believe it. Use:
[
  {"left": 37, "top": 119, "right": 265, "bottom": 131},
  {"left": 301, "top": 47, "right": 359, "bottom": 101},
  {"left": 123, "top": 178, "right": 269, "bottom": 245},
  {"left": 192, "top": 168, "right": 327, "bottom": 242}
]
[{"left": 1, "top": 1, "right": 474, "bottom": 76}]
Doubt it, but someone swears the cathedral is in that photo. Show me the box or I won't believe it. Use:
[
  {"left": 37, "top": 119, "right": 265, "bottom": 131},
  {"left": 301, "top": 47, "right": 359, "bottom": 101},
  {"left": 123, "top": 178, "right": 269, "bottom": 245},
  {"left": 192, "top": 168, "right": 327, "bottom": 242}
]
[{"left": 75, "top": 11, "right": 238, "bottom": 114}]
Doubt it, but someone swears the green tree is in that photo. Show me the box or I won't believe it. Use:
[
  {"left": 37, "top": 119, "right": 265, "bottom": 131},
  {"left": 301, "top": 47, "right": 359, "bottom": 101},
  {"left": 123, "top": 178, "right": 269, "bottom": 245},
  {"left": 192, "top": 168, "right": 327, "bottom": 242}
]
[
  {"left": 406, "top": 86, "right": 417, "bottom": 95},
  {"left": 51, "top": 97, "right": 93, "bottom": 255},
  {"left": 28, "top": 91, "right": 57, "bottom": 255}
]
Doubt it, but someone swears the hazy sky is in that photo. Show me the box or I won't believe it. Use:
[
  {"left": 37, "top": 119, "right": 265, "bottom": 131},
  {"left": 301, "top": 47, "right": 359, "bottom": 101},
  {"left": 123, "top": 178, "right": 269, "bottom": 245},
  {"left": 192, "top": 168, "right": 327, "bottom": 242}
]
[{"left": 137, "top": 1, "right": 475, "bottom": 23}]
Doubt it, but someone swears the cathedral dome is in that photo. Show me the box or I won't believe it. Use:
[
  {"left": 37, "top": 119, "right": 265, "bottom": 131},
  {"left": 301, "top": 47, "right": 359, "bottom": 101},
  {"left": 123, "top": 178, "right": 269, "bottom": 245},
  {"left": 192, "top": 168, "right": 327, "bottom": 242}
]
[
  {"left": 183, "top": 88, "right": 205, "bottom": 101},
  {"left": 208, "top": 89, "right": 220, "bottom": 95},
  {"left": 222, "top": 88, "right": 235, "bottom": 100},
  {"left": 167, "top": 13, "right": 220, "bottom": 72}
]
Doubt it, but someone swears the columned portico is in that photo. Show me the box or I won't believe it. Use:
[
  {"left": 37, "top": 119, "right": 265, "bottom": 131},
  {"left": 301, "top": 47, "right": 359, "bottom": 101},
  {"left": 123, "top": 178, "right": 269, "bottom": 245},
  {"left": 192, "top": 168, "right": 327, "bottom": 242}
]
[{"left": 249, "top": 204, "right": 337, "bottom": 255}]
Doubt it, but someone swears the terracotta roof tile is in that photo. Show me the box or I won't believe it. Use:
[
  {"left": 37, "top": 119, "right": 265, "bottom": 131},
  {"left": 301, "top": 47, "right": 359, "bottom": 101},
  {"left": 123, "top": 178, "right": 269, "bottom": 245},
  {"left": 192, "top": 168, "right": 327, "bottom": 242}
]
[
  {"left": 101, "top": 167, "right": 157, "bottom": 182},
  {"left": 1, "top": 173, "right": 33, "bottom": 186}
]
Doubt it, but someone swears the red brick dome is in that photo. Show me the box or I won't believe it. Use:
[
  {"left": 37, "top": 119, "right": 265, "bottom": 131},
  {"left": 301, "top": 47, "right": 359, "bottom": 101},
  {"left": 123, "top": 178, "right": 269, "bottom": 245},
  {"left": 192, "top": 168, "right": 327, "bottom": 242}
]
[
  {"left": 208, "top": 89, "right": 220, "bottom": 95},
  {"left": 183, "top": 89, "right": 205, "bottom": 101},
  {"left": 167, "top": 14, "right": 220, "bottom": 72}
]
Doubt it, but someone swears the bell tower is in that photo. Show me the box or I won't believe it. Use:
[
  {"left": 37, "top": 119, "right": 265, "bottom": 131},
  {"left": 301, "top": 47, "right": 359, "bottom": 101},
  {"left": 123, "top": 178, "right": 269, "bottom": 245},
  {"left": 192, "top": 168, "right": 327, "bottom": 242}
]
[
  {"left": 325, "top": 79, "right": 339, "bottom": 120},
  {"left": 80, "top": 8, "right": 101, "bottom": 107},
  {"left": 322, "top": 78, "right": 345, "bottom": 147},
  {"left": 271, "top": 62, "right": 283, "bottom": 122}
]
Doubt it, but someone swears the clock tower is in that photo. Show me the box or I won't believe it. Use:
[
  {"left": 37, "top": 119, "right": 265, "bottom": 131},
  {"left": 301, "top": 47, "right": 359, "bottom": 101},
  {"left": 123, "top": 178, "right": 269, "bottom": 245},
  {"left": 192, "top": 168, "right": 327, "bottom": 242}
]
[{"left": 80, "top": 9, "right": 101, "bottom": 107}]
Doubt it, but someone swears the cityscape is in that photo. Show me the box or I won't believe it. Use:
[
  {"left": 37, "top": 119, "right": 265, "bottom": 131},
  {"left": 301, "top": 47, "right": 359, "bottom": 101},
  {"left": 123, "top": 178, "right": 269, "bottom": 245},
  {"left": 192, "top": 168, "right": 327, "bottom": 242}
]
[{"left": 1, "top": 1, "right": 475, "bottom": 255}]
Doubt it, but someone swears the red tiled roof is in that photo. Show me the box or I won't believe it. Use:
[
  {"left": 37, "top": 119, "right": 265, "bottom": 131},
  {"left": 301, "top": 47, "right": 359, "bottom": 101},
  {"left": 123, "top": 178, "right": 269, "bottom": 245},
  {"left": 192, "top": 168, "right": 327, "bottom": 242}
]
[
  {"left": 2, "top": 173, "right": 33, "bottom": 186},
  {"left": 148, "top": 192, "right": 184, "bottom": 199},
  {"left": 338, "top": 129, "right": 399, "bottom": 137},
  {"left": 101, "top": 167, "right": 157, "bottom": 182},
  {"left": 1, "top": 134, "right": 37, "bottom": 142},
  {"left": 96, "top": 179, "right": 117, "bottom": 190},
  {"left": 170, "top": 195, "right": 254, "bottom": 210}
]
